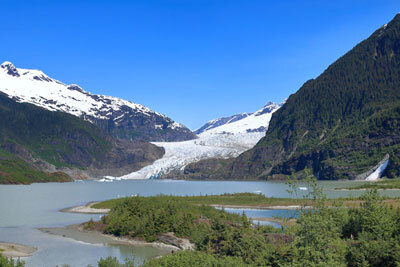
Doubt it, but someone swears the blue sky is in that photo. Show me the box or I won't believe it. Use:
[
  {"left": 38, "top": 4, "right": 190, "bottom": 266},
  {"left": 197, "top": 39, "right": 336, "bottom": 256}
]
[{"left": 1, "top": 1, "right": 400, "bottom": 129}]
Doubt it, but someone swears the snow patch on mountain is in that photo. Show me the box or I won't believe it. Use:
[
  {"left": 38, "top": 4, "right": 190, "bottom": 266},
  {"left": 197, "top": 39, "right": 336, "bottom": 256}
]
[
  {"left": 194, "top": 113, "right": 250, "bottom": 134},
  {"left": 199, "top": 102, "right": 281, "bottom": 135},
  {"left": 104, "top": 102, "right": 281, "bottom": 180},
  {"left": 0, "top": 61, "right": 188, "bottom": 133}
]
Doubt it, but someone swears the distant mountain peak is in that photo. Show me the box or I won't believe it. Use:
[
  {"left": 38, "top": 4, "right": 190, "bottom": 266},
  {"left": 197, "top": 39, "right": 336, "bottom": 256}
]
[
  {"left": 1, "top": 61, "right": 19, "bottom": 77},
  {"left": 265, "top": 101, "right": 275, "bottom": 106},
  {"left": 254, "top": 102, "right": 281, "bottom": 117},
  {"left": 1, "top": 61, "right": 15, "bottom": 68},
  {"left": 195, "top": 101, "right": 281, "bottom": 135}
]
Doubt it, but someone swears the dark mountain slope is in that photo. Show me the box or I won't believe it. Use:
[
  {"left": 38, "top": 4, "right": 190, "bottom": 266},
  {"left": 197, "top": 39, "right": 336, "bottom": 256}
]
[
  {"left": 184, "top": 13, "right": 400, "bottom": 180},
  {"left": 0, "top": 92, "right": 164, "bottom": 183}
]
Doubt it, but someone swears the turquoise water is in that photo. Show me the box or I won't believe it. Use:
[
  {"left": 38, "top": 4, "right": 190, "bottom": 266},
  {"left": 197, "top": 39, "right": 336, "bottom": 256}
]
[{"left": 0, "top": 179, "right": 398, "bottom": 266}]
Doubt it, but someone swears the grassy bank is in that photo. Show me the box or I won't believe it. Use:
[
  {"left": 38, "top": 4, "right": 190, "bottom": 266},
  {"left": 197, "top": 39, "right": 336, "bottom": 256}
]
[
  {"left": 92, "top": 193, "right": 305, "bottom": 210},
  {"left": 92, "top": 192, "right": 400, "bottom": 210},
  {"left": 336, "top": 178, "right": 400, "bottom": 190}
]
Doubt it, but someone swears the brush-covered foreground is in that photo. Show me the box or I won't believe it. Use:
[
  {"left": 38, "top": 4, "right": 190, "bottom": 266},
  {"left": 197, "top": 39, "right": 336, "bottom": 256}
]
[
  {"left": 7, "top": 179, "right": 400, "bottom": 266},
  {"left": 92, "top": 180, "right": 400, "bottom": 266},
  {"left": 0, "top": 255, "right": 24, "bottom": 267}
]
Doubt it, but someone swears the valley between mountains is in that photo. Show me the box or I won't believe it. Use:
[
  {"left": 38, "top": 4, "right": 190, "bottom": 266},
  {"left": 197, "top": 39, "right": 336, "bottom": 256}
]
[
  {"left": 0, "top": 60, "right": 281, "bottom": 183},
  {"left": 2, "top": 14, "right": 400, "bottom": 184}
]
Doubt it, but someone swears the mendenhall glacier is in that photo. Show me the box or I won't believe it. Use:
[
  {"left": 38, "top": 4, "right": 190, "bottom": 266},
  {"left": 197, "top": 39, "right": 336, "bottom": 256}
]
[
  {"left": 103, "top": 102, "right": 282, "bottom": 181},
  {"left": 0, "top": 60, "right": 283, "bottom": 181}
]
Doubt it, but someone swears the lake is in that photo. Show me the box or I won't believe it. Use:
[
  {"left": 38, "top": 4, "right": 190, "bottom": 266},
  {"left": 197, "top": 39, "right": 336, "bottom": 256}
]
[{"left": 0, "top": 179, "right": 398, "bottom": 266}]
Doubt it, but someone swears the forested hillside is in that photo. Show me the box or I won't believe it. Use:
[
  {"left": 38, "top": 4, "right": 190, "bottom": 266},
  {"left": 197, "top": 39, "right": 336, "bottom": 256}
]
[
  {"left": 0, "top": 92, "right": 164, "bottom": 183},
  {"left": 184, "top": 13, "right": 400, "bottom": 180}
]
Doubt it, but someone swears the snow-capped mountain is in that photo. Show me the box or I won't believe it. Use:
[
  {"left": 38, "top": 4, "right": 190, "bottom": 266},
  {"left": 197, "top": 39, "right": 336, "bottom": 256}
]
[
  {"left": 104, "top": 101, "right": 281, "bottom": 180},
  {"left": 0, "top": 61, "right": 195, "bottom": 142},
  {"left": 196, "top": 102, "right": 281, "bottom": 135},
  {"left": 194, "top": 113, "right": 250, "bottom": 134}
]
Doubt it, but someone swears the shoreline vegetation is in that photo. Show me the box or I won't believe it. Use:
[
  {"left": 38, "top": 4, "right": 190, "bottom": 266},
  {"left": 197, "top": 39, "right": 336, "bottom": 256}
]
[
  {"left": 60, "top": 192, "right": 400, "bottom": 232},
  {"left": 91, "top": 192, "right": 400, "bottom": 209},
  {"left": 335, "top": 178, "right": 400, "bottom": 190},
  {"left": 77, "top": 185, "right": 400, "bottom": 266},
  {"left": 91, "top": 193, "right": 307, "bottom": 210},
  {"left": 6, "top": 183, "right": 400, "bottom": 266},
  {"left": 56, "top": 191, "right": 400, "bottom": 251}
]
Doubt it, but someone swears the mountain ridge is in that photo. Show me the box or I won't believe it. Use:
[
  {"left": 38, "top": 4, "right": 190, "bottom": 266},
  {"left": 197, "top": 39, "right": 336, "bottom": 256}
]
[
  {"left": 0, "top": 91, "right": 164, "bottom": 183},
  {"left": 0, "top": 61, "right": 196, "bottom": 142},
  {"left": 194, "top": 102, "right": 281, "bottom": 135},
  {"left": 194, "top": 113, "right": 251, "bottom": 134}
]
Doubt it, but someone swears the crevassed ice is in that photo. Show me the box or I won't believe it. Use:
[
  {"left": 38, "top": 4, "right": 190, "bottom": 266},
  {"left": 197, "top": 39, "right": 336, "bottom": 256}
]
[{"left": 104, "top": 103, "right": 281, "bottom": 181}]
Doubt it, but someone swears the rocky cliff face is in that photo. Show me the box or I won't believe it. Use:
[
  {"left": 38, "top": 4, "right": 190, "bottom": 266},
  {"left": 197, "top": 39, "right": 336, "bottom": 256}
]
[{"left": 184, "top": 14, "right": 400, "bottom": 180}]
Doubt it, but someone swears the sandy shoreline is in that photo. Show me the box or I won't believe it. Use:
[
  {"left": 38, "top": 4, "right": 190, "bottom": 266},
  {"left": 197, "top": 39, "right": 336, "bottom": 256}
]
[
  {"left": 0, "top": 242, "right": 37, "bottom": 258},
  {"left": 60, "top": 202, "right": 110, "bottom": 214},
  {"left": 40, "top": 224, "right": 180, "bottom": 252}
]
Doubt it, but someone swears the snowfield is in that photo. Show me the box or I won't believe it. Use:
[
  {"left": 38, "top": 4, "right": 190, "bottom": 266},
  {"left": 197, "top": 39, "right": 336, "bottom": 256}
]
[{"left": 104, "top": 102, "right": 281, "bottom": 181}]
